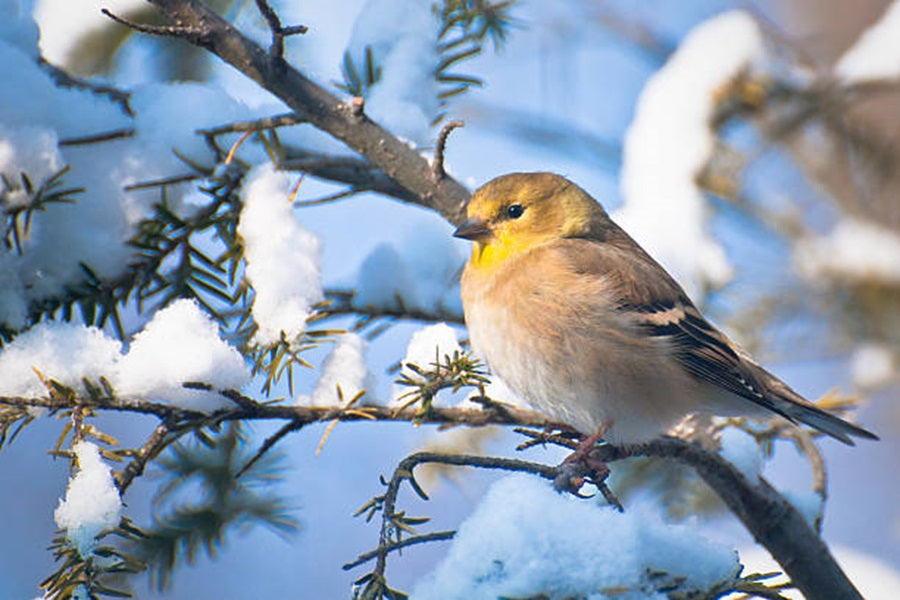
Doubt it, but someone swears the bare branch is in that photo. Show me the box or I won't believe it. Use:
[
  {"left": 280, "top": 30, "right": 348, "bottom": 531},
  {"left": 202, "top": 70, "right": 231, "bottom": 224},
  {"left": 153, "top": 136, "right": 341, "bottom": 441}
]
[
  {"left": 236, "top": 419, "right": 304, "bottom": 479},
  {"left": 122, "top": 0, "right": 471, "bottom": 224},
  {"left": 293, "top": 187, "right": 361, "bottom": 208},
  {"left": 123, "top": 173, "right": 201, "bottom": 191}
]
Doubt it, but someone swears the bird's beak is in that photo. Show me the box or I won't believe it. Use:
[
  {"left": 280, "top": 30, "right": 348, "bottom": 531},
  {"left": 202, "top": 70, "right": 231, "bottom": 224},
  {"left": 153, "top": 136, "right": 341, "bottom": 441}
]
[{"left": 453, "top": 218, "right": 491, "bottom": 241}]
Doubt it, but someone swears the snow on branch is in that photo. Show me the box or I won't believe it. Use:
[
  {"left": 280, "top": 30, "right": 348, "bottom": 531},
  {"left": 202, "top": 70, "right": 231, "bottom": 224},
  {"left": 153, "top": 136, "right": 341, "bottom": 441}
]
[
  {"left": 0, "top": 380, "right": 867, "bottom": 600},
  {"left": 238, "top": 164, "right": 324, "bottom": 345},
  {"left": 54, "top": 440, "right": 123, "bottom": 558}
]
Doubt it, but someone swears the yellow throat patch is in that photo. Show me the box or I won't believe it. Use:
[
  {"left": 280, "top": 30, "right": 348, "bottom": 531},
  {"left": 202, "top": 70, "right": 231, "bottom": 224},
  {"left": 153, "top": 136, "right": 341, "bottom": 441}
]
[{"left": 469, "top": 230, "right": 532, "bottom": 273}]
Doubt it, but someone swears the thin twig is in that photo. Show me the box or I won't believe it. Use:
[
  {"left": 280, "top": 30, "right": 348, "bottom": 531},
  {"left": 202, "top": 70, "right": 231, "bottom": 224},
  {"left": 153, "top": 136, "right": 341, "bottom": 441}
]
[
  {"left": 513, "top": 426, "right": 579, "bottom": 451},
  {"left": 293, "top": 187, "right": 361, "bottom": 208},
  {"left": 236, "top": 419, "right": 304, "bottom": 479},
  {"left": 225, "top": 130, "right": 254, "bottom": 165},
  {"left": 364, "top": 451, "right": 560, "bottom": 595},
  {"left": 59, "top": 128, "right": 136, "bottom": 146},
  {"left": 342, "top": 530, "right": 455, "bottom": 570},
  {"left": 323, "top": 288, "right": 464, "bottom": 326},
  {"left": 253, "top": 0, "right": 308, "bottom": 60},
  {"left": 196, "top": 113, "right": 305, "bottom": 137},
  {"left": 123, "top": 173, "right": 200, "bottom": 191},
  {"left": 38, "top": 59, "right": 133, "bottom": 116},
  {"left": 432, "top": 120, "right": 464, "bottom": 180},
  {"left": 115, "top": 417, "right": 176, "bottom": 493},
  {"left": 101, "top": 8, "right": 209, "bottom": 43}
]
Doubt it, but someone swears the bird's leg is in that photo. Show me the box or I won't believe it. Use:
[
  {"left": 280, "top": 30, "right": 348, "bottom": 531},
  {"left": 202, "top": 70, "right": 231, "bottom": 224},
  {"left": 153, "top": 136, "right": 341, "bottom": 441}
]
[{"left": 563, "top": 422, "right": 610, "bottom": 465}]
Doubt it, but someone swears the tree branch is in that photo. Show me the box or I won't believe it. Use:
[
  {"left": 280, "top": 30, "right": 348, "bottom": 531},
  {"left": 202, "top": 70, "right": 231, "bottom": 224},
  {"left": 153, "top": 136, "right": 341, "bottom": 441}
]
[
  {"left": 1, "top": 391, "right": 862, "bottom": 599},
  {"left": 597, "top": 438, "right": 863, "bottom": 600},
  {"left": 0, "top": 393, "right": 544, "bottom": 429},
  {"left": 107, "top": 0, "right": 471, "bottom": 224},
  {"left": 58, "top": 128, "right": 136, "bottom": 146}
]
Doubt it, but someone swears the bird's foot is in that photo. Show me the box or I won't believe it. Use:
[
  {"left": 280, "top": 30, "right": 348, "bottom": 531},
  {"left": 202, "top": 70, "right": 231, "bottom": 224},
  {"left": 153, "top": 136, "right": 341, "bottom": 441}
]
[{"left": 553, "top": 424, "right": 623, "bottom": 510}]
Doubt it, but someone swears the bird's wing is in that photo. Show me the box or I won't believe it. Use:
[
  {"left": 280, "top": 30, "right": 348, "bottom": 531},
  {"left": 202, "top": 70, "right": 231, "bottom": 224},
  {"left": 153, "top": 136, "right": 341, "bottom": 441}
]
[
  {"left": 558, "top": 235, "right": 876, "bottom": 444},
  {"left": 558, "top": 236, "right": 792, "bottom": 418}
]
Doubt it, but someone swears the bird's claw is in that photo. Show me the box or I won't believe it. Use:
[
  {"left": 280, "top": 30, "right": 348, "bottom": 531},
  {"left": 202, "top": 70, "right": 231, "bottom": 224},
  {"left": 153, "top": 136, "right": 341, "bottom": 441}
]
[{"left": 553, "top": 450, "right": 619, "bottom": 504}]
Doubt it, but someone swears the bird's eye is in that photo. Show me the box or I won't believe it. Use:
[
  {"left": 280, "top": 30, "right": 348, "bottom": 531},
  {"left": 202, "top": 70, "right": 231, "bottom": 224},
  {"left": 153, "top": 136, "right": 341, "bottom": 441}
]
[{"left": 506, "top": 204, "right": 525, "bottom": 219}]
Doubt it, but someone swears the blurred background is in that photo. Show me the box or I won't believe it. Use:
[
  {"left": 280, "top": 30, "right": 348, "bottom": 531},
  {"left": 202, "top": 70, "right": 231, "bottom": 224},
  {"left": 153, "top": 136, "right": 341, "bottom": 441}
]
[{"left": 1, "top": 0, "right": 898, "bottom": 597}]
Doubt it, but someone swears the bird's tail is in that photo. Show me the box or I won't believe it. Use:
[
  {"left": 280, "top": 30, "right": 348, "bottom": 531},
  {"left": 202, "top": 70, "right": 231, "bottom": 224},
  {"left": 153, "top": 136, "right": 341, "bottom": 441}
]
[{"left": 749, "top": 363, "right": 878, "bottom": 445}]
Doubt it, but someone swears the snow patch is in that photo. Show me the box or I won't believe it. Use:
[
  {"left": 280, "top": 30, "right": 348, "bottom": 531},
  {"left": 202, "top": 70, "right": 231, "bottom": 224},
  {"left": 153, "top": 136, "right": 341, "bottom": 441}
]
[
  {"left": 718, "top": 427, "right": 762, "bottom": 481},
  {"left": 400, "top": 323, "right": 461, "bottom": 381},
  {"left": 413, "top": 474, "right": 739, "bottom": 599},
  {"left": 54, "top": 441, "right": 122, "bottom": 558},
  {"left": 850, "top": 343, "right": 896, "bottom": 389},
  {"left": 0, "top": 321, "right": 121, "bottom": 398},
  {"left": 298, "top": 333, "right": 370, "bottom": 407},
  {"left": 238, "top": 164, "right": 324, "bottom": 346},
  {"left": 115, "top": 299, "right": 250, "bottom": 411},
  {"left": 794, "top": 218, "right": 900, "bottom": 285}
]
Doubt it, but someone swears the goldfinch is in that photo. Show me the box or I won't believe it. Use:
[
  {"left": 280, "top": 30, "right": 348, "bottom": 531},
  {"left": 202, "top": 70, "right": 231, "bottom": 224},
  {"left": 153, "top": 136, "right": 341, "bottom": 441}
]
[{"left": 455, "top": 172, "right": 877, "bottom": 446}]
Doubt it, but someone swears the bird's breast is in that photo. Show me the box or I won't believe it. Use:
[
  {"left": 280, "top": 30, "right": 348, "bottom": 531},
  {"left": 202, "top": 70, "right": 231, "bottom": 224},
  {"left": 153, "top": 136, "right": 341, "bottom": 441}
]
[
  {"left": 461, "top": 254, "right": 620, "bottom": 431},
  {"left": 460, "top": 250, "right": 703, "bottom": 442}
]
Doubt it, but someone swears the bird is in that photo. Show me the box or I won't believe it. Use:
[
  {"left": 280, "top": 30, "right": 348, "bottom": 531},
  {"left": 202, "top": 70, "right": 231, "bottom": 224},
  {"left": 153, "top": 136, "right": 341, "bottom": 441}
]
[{"left": 454, "top": 172, "right": 877, "bottom": 447}]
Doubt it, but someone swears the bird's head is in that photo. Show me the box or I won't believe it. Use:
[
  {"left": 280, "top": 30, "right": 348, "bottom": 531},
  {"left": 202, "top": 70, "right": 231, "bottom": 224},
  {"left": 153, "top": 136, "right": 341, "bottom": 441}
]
[{"left": 454, "top": 172, "right": 610, "bottom": 271}]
